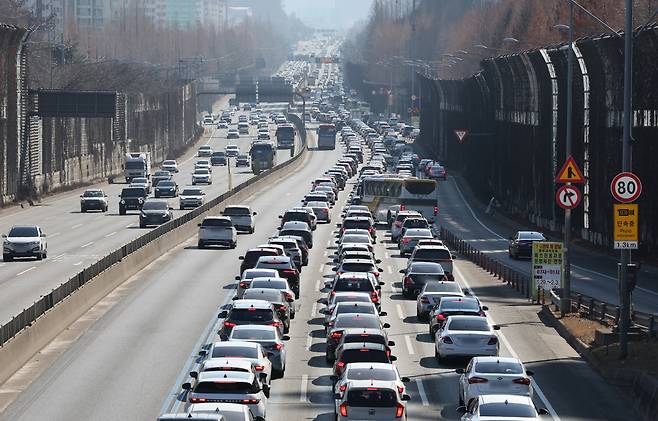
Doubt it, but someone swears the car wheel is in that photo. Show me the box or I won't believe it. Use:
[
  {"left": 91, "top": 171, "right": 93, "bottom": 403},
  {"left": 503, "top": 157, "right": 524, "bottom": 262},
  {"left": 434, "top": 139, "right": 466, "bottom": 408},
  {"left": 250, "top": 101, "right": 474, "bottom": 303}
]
[
  {"left": 325, "top": 353, "right": 334, "bottom": 364},
  {"left": 435, "top": 347, "right": 442, "bottom": 363},
  {"left": 42, "top": 250, "right": 47, "bottom": 259},
  {"left": 36, "top": 252, "right": 43, "bottom": 261},
  {"left": 231, "top": 242, "right": 237, "bottom": 249},
  {"left": 290, "top": 310, "right": 296, "bottom": 320},
  {"left": 140, "top": 223, "right": 146, "bottom": 229},
  {"left": 417, "top": 310, "right": 426, "bottom": 322},
  {"left": 249, "top": 227, "right": 255, "bottom": 234},
  {"left": 119, "top": 209, "right": 126, "bottom": 215},
  {"left": 81, "top": 207, "right": 86, "bottom": 213},
  {"left": 198, "top": 241, "right": 205, "bottom": 249},
  {"left": 3, "top": 255, "right": 12, "bottom": 262},
  {"left": 104, "top": 205, "right": 108, "bottom": 212}
]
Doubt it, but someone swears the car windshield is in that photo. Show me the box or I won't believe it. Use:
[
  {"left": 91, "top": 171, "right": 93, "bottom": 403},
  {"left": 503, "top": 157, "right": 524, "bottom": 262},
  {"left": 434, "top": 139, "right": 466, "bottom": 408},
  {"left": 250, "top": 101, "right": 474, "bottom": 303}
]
[
  {"left": 244, "top": 250, "right": 277, "bottom": 266},
  {"left": 195, "top": 169, "right": 210, "bottom": 175},
  {"left": 83, "top": 190, "right": 104, "bottom": 197},
  {"left": 341, "top": 349, "right": 389, "bottom": 364},
  {"left": 142, "top": 201, "right": 168, "bottom": 210},
  {"left": 256, "top": 260, "right": 293, "bottom": 270},
  {"left": 448, "top": 318, "right": 490, "bottom": 331},
  {"left": 231, "top": 328, "right": 276, "bottom": 341},
  {"left": 154, "top": 172, "right": 169, "bottom": 177},
  {"left": 163, "top": 160, "right": 176, "bottom": 165},
  {"left": 211, "top": 346, "right": 258, "bottom": 359},
  {"left": 125, "top": 161, "right": 144, "bottom": 170},
  {"left": 335, "top": 316, "right": 379, "bottom": 329},
  {"left": 307, "top": 202, "right": 329, "bottom": 208},
  {"left": 224, "top": 207, "right": 250, "bottom": 216},
  {"left": 414, "top": 249, "right": 451, "bottom": 260},
  {"left": 229, "top": 308, "right": 274, "bottom": 322},
  {"left": 342, "top": 235, "right": 370, "bottom": 244},
  {"left": 8, "top": 226, "right": 38, "bottom": 237},
  {"left": 404, "top": 219, "right": 428, "bottom": 228},
  {"left": 424, "top": 282, "right": 461, "bottom": 293},
  {"left": 250, "top": 279, "right": 288, "bottom": 289},
  {"left": 121, "top": 188, "right": 145, "bottom": 197},
  {"left": 404, "top": 229, "right": 433, "bottom": 238},
  {"left": 344, "top": 220, "right": 371, "bottom": 230},
  {"left": 243, "top": 290, "right": 282, "bottom": 302},
  {"left": 347, "top": 367, "right": 397, "bottom": 381},
  {"left": 158, "top": 181, "right": 175, "bottom": 187},
  {"left": 410, "top": 263, "right": 444, "bottom": 274},
  {"left": 243, "top": 271, "right": 278, "bottom": 280},
  {"left": 333, "top": 294, "right": 371, "bottom": 305},
  {"left": 475, "top": 361, "right": 524, "bottom": 374},
  {"left": 202, "top": 218, "right": 232, "bottom": 227},
  {"left": 479, "top": 403, "right": 536, "bottom": 417},
  {"left": 347, "top": 389, "right": 397, "bottom": 407},
  {"left": 336, "top": 304, "right": 375, "bottom": 316},
  {"left": 518, "top": 232, "right": 545, "bottom": 241},
  {"left": 194, "top": 381, "right": 256, "bottom": 394},
  {"left": 181, "top": 189, "right": 202, "bottom": 196},
  {"left": 334, "top": 278, "right": 373, "bottom": 292},
  {"left": 441, "top": 300, "right": 480, "bottom": 312},
  {"left": 212, "top": 152, "right": 226, "bottom": 157},
  {"left": 341, "top": 262, "right": 375, "bottom": 272}
]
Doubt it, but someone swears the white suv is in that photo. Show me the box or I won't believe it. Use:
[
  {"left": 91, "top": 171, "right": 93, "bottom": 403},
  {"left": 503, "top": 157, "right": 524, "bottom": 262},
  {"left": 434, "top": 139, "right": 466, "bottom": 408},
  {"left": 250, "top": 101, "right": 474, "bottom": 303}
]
[{"left": 197, "top": 216, "right": 237, "bottom": 249}]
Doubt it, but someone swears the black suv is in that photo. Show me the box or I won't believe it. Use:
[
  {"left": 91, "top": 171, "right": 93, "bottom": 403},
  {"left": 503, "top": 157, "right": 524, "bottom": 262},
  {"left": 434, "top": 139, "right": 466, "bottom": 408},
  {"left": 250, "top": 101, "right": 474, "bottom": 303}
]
[{"left": 118, "top": 186, "right": 148, "bottom": 215}]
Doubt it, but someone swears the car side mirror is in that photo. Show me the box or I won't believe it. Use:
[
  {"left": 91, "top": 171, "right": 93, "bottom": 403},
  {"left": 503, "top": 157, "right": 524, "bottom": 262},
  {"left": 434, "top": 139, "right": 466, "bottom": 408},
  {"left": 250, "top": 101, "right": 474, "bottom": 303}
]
[
  {"left": 319, "top": 308, "right": 327, "bottom": 314},
  {"left": 118, "top": 195, "right": 121, "bottom": 198},
  {"left": 282, "top": 335, "right": 291, "bottom": 341},
  {"left": 232, "top": 296, "right": 239, "bottom": 300},
  {"left": 189, "top": 371, "right": 198, "bottom": 379},
  {"left": 482, "top": 306, "right": 489, "bottom": 311},
  {"left": 376, "top": 259, "right": 382, "bottom": 264},
  {"left": 238, "top": 256, "right": 244, "bottom": 260},
  {"left": 198, "top": 349, "right": 207, "bottom": 357},
  {"left": 378, "top": 311, "right": 388, "bottom": 316},
  {"left": 452, "top": 254, "right": 457, "bottom": 259},
  {"left": 319, "top": 298, "right": 328, "bottom": 305},
  {"left": 253, "top": 212, "right": 257, "bottom": 215},
  {"left": 455, "top": 368, "right": 465, "bottom": 374},
  {"left": 1, "top": 234, "right": 6, "bottom": 238},
  {"left": 399, "top": 269, "right": 405, "bottom": 274},
  {"left": 235, "top": 276, "right": 241, "bottom": 280},
  {"left": 388, "top": 340, "right": 396, "bottom": 347},
  {"left": 218, "top": 311, "right": 228, "bottom": 318},
  {"left": 41, "top": 233, "right": 46, "bottom": 237},
  {"left": 332, "top": 267, "right": 338, "bottom": 271},
  {"left": 382, "top": 323, "right": 391, "bottom": 328},
  {"left": 336, "top": 223, "right": 342, "bottom": 228},
  {"left": 181, "top": 382, "right": 191, "bottom": 390},
  {"left": 538, "top": 408, "right": 550, "bottom": 415},
  {"left": 493, "top": 325, "right": 500, "bottom": 330},
  {"left": 79, "top": 194, "right": 83, "bottom": 198},
  {"left": 389, "top": 355, "right": 397, "bottom": 362},
  {"left": 400, "top": 376, "right": 410, "bottom": 383}
]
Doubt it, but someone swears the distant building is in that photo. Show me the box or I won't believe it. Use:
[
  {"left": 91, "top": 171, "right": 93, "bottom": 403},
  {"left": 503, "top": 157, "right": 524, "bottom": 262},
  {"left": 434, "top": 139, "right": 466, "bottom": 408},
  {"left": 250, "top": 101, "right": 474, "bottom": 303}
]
[{"left": 226, "top": 6, "right": 251, "bottom": 26}]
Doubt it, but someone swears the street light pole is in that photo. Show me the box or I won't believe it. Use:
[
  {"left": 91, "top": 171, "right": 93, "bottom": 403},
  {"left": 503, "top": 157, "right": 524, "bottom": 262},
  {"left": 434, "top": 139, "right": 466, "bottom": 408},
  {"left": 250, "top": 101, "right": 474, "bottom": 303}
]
[
  {"left": 619, "top": 0, "right": 634, "bottom": 359},
  {"left": 561, "top": 0, "right": 575, "bottom": 315}
]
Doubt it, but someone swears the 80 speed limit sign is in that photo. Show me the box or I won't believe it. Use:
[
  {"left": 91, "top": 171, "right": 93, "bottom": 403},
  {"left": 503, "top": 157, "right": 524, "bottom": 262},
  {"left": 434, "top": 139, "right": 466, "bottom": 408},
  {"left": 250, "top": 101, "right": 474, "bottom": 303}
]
[{"left": 611, "top": 172, "right": 642, "bottom": 203}]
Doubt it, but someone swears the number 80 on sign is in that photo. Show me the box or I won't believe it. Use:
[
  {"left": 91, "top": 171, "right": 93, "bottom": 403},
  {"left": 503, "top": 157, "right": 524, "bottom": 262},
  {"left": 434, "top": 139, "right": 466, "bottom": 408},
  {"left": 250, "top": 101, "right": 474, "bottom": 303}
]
[{"left": 610, "top": 172, "right": 642, "bottom": 203}]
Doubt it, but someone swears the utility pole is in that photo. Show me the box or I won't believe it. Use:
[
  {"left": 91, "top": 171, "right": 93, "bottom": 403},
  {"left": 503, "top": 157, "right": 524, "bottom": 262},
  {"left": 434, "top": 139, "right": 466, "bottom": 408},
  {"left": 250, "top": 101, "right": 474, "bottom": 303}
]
[
  {"left": 561, "top": 0, "right": 574, "bottom": 315},
  {"left": 410, "top": 0, "right": 416, "bottom": 121},
  {"left": 619, "top": 0, "right": 634, "bottom": 359}
]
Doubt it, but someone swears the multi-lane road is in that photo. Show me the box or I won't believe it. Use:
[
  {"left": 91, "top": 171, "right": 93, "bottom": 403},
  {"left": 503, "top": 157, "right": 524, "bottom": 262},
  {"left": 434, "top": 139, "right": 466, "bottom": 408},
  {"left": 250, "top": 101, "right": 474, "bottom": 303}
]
[
  {"left": 0, "top": 98, "right": 295, "bottom": 324},
  {"left": 0, "top": 130, "right": 638, "bottom": 420}
]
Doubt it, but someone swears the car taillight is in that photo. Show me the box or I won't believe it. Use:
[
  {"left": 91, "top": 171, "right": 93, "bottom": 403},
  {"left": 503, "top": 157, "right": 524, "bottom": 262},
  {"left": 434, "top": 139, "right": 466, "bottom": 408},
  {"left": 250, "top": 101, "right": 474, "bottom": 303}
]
[
  {"left": 394, "top": 221, "right": 402, "bottom": 227},
  {"left": 395, "top": 403, "right": 404, "bottom": 418},
  {"left": 269, "top": 321, "right": 282, "bottom": 328},
  {"left": 190, "top": 398, "right": 207, "bottom": 403},
  {"left": 488, "top": 337, "right": 498, "bottom": 345},
  {"left": 397, "top": 386, "right": 405, "bottom": 394},
  {"left": 239, "top": 281, "right": 249, "bottom": 288},
  {"left": 339, "top": 384, "right": 347, "bottom": 392},
  {"left": 373, "top": 271, "right": 380, "bottom": 277},
  {"left": 223, "top": 321, "right": 236, "bottom": 328},
  {"left": 241, "top": 399, "right": 260, "bottom": 404},
  {"left": 468, "top": 376, "right": 488, "bottom": 384},
  {"left": 282, "top": 269, "right": 298, "bottom": 276},
  {"left": 400, "top": 205, "right": 406, "bottom": 211},
  {"left": 479, "top": 310, "right": 486, "bottom": 317},
  {"left": 442, "top": 336, "right": 453, "bottom": 344},
  {"left": 370, "top": 291, "right": 379, "bottom": 303},
  {"left": 402, "top": 238, "right": 411, "bottom": 244},
  {"left": 339, "top": 403, "right": 348, "bottom": 417},
  {"left": 368, "top": 226, "right": 375, "bottom": 233},
  {"left": 336, "top": 361, "right": 346, "bottom": 368},
  {"left": 284, "top": 292, "right": 294, "bottom": 301},
  {"left": 254, "top": 364, "right": 265, "bottom": 371},
  {"left": 331, "top": 331, "right": 343, "bottom": 339},
  {"left": 404, "top": 276, "right": 413, "bottom": 285},
  {"left": 273, "top": 343, "right": 284, "bottom": 350},
  {"left": 278, "top": 305, "right": 287, "bottom": 311},
  {"left": 327, "top": 321, "right": 335, "bottom": 327},
  {"left": 513, "top": 377, "right": 531, "bottom": 385},
  {"left": 433, "top": 206, "right": 439, "bottom": 215},
  {"left": 436, "top": 313, "right": 446, "bottom": 321},
  {"left": 420, "top": 296, "right": 430, "bottom": 304}
]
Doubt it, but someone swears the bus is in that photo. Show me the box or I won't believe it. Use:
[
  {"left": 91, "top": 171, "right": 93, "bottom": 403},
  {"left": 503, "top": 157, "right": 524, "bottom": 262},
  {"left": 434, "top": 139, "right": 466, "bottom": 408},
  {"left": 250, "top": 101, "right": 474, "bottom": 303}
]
[
  {"left": 249, "top": 142, "right": 276, "bottom": 175},
  {"left": 357, "top": 175, "right": 440, "bottom": 225},
  {"left": 275, "top": 124, "right": 295, "bottom": 149},
  {"left": 317, "top": 124, "right": 337, "bottom": 150}
]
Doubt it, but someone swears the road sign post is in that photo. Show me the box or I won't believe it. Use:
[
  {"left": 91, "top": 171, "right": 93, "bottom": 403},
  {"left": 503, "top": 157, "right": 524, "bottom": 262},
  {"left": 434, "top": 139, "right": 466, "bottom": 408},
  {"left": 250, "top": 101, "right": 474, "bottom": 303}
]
[{"left": 532, "top": 242, "right": 564, "bottom": 301}]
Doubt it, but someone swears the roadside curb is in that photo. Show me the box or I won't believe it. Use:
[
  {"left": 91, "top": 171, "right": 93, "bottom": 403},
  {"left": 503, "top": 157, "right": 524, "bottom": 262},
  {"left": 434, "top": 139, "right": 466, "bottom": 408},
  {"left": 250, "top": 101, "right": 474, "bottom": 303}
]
[{"left": 539, "top": 306, "right": 657, "bottom": 421}]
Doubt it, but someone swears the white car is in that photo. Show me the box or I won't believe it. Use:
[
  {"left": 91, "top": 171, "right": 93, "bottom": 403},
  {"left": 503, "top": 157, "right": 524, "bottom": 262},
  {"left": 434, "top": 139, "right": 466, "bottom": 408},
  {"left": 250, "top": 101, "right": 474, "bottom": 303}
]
[
  {"left": 225, "top": 144, "right": 240, "bottom": 157},
  {"left": 192, "top": 168, "right": 212, "bottom": 185},
  {"left": 335, "top": 379, "right": 410, "bottom": 421},
  {"left": 458, "top": 356, "right": 534, "bottom": 407},
  {"left": 235, "top": 270, "right": 280, "bottom": 298},
  {"left": 222, "top": 205, "right": 256, "bottom": 233},
  {"left": 202, "top": 116, "right": 214, "bottom": 125},
  {"left": 197, "top": 216, "right": 237, "bottom": 249},
  {"left": 179, "top": 186, "right": 205, "bottom": 210},
  {"left": 460, "top": 394, "right": 548, "bottom": 420},
  {"left": 435, "top": 315, "right": 500, "bottom": 362},
  {"left": 183, "top": 371, "right": 267, "bottom": 420},
  {"left": 198, "top": 145, "right": 213, "bottom": 156},
  {"left": 204, "top": 341, "right": 273, "bottom": 388},
  {"left": 332, "top": 363, "right": 410, "bottom": 413},
  {"left": 3, "top": 225, "right": 47, "bottom": 261},
  {"left": 217, "top": 121, "right": 229, "bottom": 129},
  {"left": 416, "top": 280, "right": 465, "bottom": 321},
  {"left": 80, "top": 188, "right": 109, "bottom": 212},
  {"left": 161, "top": 159, "right": 179, "bottom": 173},
  {"left": 195, "top": 159, "right": 213, "bottom": 172}
]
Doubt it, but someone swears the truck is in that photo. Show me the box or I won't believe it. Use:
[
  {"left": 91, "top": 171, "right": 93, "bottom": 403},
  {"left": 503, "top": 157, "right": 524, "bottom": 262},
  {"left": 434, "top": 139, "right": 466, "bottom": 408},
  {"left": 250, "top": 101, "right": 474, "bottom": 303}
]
[
  {"left": 275, "top": 124, "right": 295, "bottom": 149},
  {"left": 317, "top": 124, "right": 336, "bottom": 150},
  {"left": 124, "top": 152, "right": 151, "bottom": 182},
  {"left": 249, "top": 142, "right": 276, "bottom": 175}
]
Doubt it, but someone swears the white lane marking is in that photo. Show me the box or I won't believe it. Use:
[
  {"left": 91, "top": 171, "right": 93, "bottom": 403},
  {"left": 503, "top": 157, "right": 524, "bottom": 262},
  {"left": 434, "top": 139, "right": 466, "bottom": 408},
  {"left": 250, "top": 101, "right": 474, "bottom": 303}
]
[
  {"left": 53, "top": 253, "right": 65, "bottom": 260},
  {"left": 451, "top": 177, "right": 658, "bottom": 298},
  {"left": 0, "top": 263, "right": 5, "bottom": 268},
  {"left": 414, "top": 378, "right": 429, "bottom": 406},
  {"left": 300, "top": 374, "right": 308, "bottom": 403},
  {"left": 324, "top": 250, "right": 329, "bottom": 257},
  {"left": 386, "top": 265, "right": 393, "bottom": 274},
  {"left": 80, "top": 242, "right": 94, "bottom": 248},
  {"left": 73, "top": 261, "right": 83, "bottom": 266},
  {"left": 125, "top": 223, "right": 133, "bottom": 228},
  {"left": 16, "top": 266, "right": 36, "bottom": 276},
  {"left": 105, "top": 231, "right": 117, "bottom": 238},
  {"left": 306, "top": 332, "right": 313, "bottom": 351},
  {"left": 315, "top": 278, "right": 321, "bottom": 291},
  {"left": 49, "top": 232, "right": 61, "bottom": 238},
  {"left": 384, "top": 251, "right": 390, "bottom": 259},
  {"left": 396, "top": 304, "right": 405, "bottom": 320},
  {"left": 311, "top": 302, "right": 317, "bottom": 318},
  {"left": 404, "top": 335, "right": 415, "bottom": 355},
  {"left": 318, "top": 263, "right": 325, "bottom": 273},
  {"left": 453, "top": 265, "right": 561, "bottom": 420},
  {"left": 70, "top": 223, "right": 83, "bottom": 229}
]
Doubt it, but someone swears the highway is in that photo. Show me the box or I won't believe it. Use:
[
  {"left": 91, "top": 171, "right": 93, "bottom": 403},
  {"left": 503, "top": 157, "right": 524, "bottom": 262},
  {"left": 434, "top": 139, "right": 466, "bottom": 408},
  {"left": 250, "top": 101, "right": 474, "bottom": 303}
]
[
  {"left": 0, "top": 98, "right": 293, "bottom": 324},
  {"left": 435, "top": 177, "right": 658, "bottom": 315},
  {"left": 0, "top": 131, "right": 638, "bottom": 420}
]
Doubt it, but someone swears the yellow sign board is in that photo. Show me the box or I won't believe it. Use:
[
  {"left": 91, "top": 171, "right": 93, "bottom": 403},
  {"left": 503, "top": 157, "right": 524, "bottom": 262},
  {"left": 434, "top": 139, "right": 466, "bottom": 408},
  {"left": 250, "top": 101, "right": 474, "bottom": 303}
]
[
  {"left": 613, "top": 204, "right": 638, "bottom": 249},
  {"left": 555, "top": 155, "right": 585, "bottom": 183},
  {"left": 531, "top": 242, "right": 563, "bottom": 298}
]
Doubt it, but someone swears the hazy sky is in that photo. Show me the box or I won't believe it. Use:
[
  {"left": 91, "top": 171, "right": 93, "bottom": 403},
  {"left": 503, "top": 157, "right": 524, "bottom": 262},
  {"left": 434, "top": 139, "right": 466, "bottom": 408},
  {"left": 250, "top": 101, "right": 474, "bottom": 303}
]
[{"left": 283, "top": 0, "right": 374, "bottom": 30}]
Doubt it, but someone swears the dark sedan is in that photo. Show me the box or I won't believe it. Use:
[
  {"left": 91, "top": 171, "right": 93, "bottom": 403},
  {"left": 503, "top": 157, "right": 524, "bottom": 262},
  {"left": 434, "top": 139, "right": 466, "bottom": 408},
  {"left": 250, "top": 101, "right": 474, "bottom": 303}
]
[
  {"left": 508, "top": 231, "right": 546, "bottom": 259},
  {"left": 139, "top": 200, "right": 173, "bottom": 228},
  {"left": 154, "top": 180, "right": 178, "bottom": 198}
]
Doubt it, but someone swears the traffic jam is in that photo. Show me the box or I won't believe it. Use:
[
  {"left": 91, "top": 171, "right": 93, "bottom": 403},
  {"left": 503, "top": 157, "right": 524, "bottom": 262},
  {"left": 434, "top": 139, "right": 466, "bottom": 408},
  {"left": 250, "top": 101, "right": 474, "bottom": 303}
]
[{"left": 159, "top": 112, "right": 549, "bottom": 421}]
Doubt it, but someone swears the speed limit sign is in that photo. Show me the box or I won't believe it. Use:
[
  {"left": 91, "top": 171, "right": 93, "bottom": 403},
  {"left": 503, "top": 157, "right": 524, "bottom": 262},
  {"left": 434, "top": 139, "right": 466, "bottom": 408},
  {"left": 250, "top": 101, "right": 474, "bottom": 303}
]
[{"left": 611, "top": 172, "right": 642, "bottom": 203}]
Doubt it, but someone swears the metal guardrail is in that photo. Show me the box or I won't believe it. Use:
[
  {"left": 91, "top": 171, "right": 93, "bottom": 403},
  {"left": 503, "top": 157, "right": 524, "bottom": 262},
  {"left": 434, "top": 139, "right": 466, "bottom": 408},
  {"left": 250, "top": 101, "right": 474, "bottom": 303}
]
[
  {"left": 0, "top": 123, "right": 308, "bottom": 347},
  {"left": 440, "top": 226, "right": 657, "bottom": 338}
]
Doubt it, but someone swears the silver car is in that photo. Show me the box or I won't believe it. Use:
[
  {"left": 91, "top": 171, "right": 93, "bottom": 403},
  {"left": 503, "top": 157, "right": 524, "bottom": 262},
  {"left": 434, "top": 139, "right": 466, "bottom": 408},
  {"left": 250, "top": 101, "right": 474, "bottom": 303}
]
[
  {"left": 80, "top": 188, "right": 108, "bottom": 212},
  {"left": 192, "top": 168, "right": 212, "bottom": 185},
  {"left": 179, "top": 187, "right": 205, "bottom": 210},
  {"left": 416, "top": 280, "right": 464, "bottom": 320},
  {"left": 197, "top": 216, "right": 237, "bottom": 249},
  {"left": 3, "top": 225, "right": 47, "bottom": 261},
  {"left": 335, "top": 380, "right": 410, "bottom": 421},
  {"left": 222, "top": 205, "right": 257, "bottom": 233},
  {"left": 228, "top": 325, "right": 289, "bottom": 379},
  {"left": 234, "top": 270, "right": 279, "bottom": 298},
  {"left": 398, "top": 228, "right": 434, "bottom": 256},
  {"left": 457, "top": 356, "right": 534, "bottom": 407},
  {"left": 435, "top": 315, "right": 500, "bottom": 362}
]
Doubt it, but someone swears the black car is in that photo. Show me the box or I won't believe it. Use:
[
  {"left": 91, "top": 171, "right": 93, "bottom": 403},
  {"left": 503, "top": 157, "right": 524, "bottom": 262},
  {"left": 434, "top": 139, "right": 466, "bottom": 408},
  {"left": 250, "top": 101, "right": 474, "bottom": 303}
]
[
  {"left": 239, "top": 248, "right": 280, "bottom": 275},
  {"left": 139, "top": 199, "right": 173, "bottom": 228},
  {"left": 118, "top": 187, "right": 148, "bottom": 215},
  {"left": 236, "top": 154, "right": 250, "bottom": 167},
  {"left": 218, "top": 299, "right": 283, "bottom": 339},
  {"left": 211, "top": 151, "right": 227, "bottom": 166},
  {"left": 154, "top": 180, "right": 178, "bottom": 198},
  {"left": 508, "top": 231, "right": 546, "bottom": 259},
  {"left": 400, "top": 261, "right": 446, "bottom": 298}
]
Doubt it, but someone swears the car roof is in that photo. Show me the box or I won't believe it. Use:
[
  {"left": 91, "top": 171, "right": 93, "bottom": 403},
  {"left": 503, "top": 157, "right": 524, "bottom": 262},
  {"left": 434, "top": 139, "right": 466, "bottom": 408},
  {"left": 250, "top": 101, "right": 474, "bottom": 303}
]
[
  {"left": 224, "top": 205, "right": 250, "bottom": 210},
  {"left": 158, "top": 414, "right": 221, "bottom": 421},
  {"left": 341, "top": 327, "right": 385, "bottom": 336},
  {"left": 231, "top": 324, "right": 278, "bottom": 333},
  {"left": 212, "top": 340, "right": 260, "bottom": 349},
  {"left": 343, "top": 217, "right": 372, "bottom": 221},
  {"left": 341, "top": 258, "right": 375, "bottom": 264},
  {"left": 256, "top": 255, "right": 291, "bottom": 263},
  {"left": 243, "top": 288, "right": 284, "bottom": 301},
  {"left": 414, "top": 245, "right": 449, "bottom": 250},
  {"left": 203, "top": 216, "right": 231, "bottom": 222},
  {"left": 471, "top": 356, "right": 521, "bottom": 365},
  {"left": 231, "top": 299, "right": 273, "bottom": 309},
  {"left": 281, "top": 221, "right": 310, "bottom": 230},
  {"left": 202, "top": 358, "right": 253, "bottom": 370},
  {"left": 403, "top": 228, "right": 433, "bottom": 236},
  {"left": 439, "top": 297, "right": 480, "bottom": 307}
]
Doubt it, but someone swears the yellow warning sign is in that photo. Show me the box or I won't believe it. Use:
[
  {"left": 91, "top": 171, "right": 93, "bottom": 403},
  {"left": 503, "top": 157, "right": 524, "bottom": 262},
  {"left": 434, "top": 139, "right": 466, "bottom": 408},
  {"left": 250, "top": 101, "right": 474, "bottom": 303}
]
[
  {"left": 556, "top": 156, "right": 585, "bottom": 183},
  {"left": 613, "top": 204, "right": 638, "bottom": 249}
]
